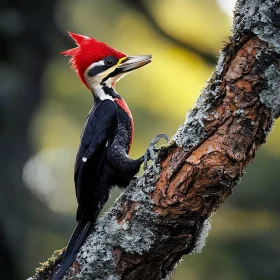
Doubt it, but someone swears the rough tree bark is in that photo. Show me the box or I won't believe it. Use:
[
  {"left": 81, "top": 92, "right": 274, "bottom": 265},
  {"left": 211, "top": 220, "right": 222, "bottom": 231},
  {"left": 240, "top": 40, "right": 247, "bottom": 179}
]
[{"left": 30, "top": 0, "right": 280, "bottom": 279}]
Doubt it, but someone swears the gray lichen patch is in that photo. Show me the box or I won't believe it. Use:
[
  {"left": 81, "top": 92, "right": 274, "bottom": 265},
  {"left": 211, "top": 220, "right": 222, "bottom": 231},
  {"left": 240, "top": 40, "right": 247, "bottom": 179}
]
[
  {"left": 260, "top": 64, "right": 280, "bottom": 119},
  {"left": 172, "top": 50, "right": 226, "bottom": 149},
  {"left": 232, "top": 0, "right": 280, "bottom": 118},
  {"left": 172, "top": 108, "right": 207, "bottom": 150},
  {"left": 234, "top": 0, "right": 280, "bottom": 53},
  {"left": 191, "top": 218, "right": 212, "bottom": 254},
  {"left": 67, "top": 168, "right": 159, "bottom": 280}
]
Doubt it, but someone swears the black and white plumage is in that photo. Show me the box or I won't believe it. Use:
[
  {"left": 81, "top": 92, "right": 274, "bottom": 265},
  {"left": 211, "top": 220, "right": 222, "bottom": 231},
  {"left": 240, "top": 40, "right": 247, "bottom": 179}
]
[
  {"left": 75, "top": 97, "right": 143, "bottom": 228},
  {"left": 52, "top": 33, "right": 168, "bottom": 280},
  {"left": 53, "top": 95, "right": 144, "bottom": 280}
]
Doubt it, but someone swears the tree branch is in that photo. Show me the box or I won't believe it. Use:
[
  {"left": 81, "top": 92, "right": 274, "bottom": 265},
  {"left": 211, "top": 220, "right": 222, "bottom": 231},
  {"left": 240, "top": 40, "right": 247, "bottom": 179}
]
[{"left": 30, "top": 0, "right": 280, "bottom": 279}]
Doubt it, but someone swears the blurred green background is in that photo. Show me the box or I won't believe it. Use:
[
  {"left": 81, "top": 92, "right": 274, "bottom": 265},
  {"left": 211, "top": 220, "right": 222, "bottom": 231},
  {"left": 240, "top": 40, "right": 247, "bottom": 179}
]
[{"left": 1, "top": 0, "right": 280, "bottom": 279}]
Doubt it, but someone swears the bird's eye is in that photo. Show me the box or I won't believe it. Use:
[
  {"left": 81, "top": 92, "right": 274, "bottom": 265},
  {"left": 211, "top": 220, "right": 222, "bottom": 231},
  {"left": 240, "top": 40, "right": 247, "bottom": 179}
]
[
  {"left": 104, "top": 56, "right": 117, "bottom": 67},
  {"left": 106, "top": 60, "right": 113, "bottom": 66}
]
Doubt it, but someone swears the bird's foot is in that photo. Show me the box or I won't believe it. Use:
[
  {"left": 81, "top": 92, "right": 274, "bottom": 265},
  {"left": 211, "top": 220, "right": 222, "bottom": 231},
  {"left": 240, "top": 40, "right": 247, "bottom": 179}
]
[{"left": 144, "top": 133, "right": 168, "bottom": 172}]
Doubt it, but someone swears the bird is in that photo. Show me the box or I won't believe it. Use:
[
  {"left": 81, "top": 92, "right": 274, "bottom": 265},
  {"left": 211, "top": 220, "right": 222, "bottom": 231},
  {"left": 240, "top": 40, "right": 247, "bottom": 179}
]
[{"left": 51, "top": 32, "right": 168, "bottom": 280}]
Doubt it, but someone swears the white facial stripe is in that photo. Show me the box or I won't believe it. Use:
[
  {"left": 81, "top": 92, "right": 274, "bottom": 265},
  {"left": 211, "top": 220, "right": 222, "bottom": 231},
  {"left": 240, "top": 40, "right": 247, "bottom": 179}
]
[
  {"left": 84, "top": 59, "right": 127, "bottom": 99},
  {"left": 93, "top": 84, "right": 113, "bottom": 101},
  {"left": 104, "top": 73, "right": 128, "bottom": 87},
  {"left": 87, "top": 60, "right": 105, "bottom": 70},
  {"left": 84, "top": 61, "right": 106, "bottom": 92},
  {"left": 84, "top": 60, "right": 114, "bottom": 85}
]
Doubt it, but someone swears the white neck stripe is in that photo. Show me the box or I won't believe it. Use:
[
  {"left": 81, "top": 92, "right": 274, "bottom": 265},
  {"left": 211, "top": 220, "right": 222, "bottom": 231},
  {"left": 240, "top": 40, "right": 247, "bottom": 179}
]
[{"left": 94, "top": 84, "right": 113, "bottom": 101}]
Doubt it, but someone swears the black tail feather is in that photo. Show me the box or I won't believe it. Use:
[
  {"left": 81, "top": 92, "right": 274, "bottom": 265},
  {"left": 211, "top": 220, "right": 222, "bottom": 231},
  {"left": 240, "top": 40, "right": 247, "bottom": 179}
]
[
  {"left": 61, "top": 225, "right": 80, "bottom": 262},
  {"left": 51, "top": 222, "right": 91, "bottom": 280}
]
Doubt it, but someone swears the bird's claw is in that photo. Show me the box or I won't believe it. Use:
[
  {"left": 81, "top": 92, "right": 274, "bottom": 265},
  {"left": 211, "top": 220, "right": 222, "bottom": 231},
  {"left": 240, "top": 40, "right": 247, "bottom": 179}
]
[{"left": 144, "top": 133, "right": 169, "bottom": 172}]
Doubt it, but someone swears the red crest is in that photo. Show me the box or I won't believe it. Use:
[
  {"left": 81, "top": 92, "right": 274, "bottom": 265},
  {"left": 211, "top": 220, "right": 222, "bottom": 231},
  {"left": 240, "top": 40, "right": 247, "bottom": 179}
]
[{"left": 61, "top": 32, "right": 126, "bottom": 87}]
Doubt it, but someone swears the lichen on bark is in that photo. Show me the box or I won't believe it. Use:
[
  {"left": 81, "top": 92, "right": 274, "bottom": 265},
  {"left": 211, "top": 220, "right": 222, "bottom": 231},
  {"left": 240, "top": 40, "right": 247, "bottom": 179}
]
[
  {"left": 233, "top": 0, "right": 280, "bottom": 118},
  {"left": 260, "top": 64, "right": 280, "bottom": 119},
  {"left": 65, "top": 169, "right": 161, "bottom": 280},
  {"left": 234, "top": 0, "right": 280, "bottom": 52}
]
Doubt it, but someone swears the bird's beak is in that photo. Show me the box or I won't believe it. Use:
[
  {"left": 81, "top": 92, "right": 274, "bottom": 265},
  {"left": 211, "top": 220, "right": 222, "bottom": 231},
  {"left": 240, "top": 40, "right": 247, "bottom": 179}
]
[{"left": 117, "top": 55, "right": 152, "bottom": 73}]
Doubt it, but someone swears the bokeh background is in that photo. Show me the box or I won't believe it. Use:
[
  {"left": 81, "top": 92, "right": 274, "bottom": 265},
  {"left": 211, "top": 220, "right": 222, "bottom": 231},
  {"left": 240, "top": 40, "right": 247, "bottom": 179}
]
[{"left": 1, "top": 0, "right": 280, "bottom": 279}]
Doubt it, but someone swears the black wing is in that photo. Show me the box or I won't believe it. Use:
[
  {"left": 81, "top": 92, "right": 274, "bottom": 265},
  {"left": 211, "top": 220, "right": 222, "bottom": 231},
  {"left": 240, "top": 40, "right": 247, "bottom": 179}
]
[{"left": 74, "top": 99, "right": 117, "bottom": 223}]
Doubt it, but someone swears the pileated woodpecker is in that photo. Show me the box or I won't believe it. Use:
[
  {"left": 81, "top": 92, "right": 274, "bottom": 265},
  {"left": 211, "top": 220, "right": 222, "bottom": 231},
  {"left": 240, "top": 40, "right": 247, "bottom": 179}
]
[{"left": 51, "top": 32, "right": 167, "bottom": 279}]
